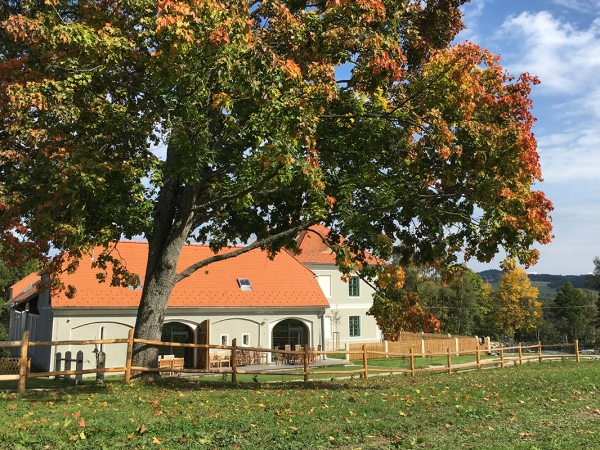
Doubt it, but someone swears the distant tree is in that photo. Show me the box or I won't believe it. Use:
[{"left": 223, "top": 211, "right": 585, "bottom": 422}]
[
  {"left": 587, "top": 257, "right": 600, "bottom": 290},
  {"left": 419, "top": 268, "right": 492, "bottom": 337},
  {"left": 550, "top": 283, "right": 597, "bottom": 343},
  {"left": 493, "top": 268, "right": 543, "bottom": 341}
]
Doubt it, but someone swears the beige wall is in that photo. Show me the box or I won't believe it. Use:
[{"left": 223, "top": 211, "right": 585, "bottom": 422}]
[
  {"left": 308, "top": 263, "right": 382, "bottom": 350},
  {"left": 44, "top": 307, "right": 326, "bottom": 372}
]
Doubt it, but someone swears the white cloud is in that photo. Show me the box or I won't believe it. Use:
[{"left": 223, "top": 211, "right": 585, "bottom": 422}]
[
  {"left": 551, "top": 0, "right": 600, "bottom": 13},
  {"left": 498, "top": 12, "right": 600, "bottom": 95},
  {"left": 537, "top": 122, "right": 600, "bottom": 182},
  {"left": 457, "top": 0, "right": 488, "bottom": 43}
]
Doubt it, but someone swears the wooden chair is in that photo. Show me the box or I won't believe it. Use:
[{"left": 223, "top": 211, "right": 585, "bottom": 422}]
[
  {"left": 284, "top": 345, "right": 292, "bottom": 364},
  {"left": 171, "top": 358, "right": 184, "bottom": 375},
  {"left": 295, "top": 345, "right": 303, "bottom": 365}
]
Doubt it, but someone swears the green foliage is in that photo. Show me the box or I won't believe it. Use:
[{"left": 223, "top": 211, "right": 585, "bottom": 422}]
[{"left": 550, "top": 283, "right": 597, "bottom": 343}]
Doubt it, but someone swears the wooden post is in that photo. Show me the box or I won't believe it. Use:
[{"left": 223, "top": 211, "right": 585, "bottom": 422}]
[
  {"left": 303, "top": 345, "right": 309, "bottom": 383},
  {"left": 75, "top": 351, "right": 83, "bottom": 385},
  {"left": 420, "top": 337, "right": 425, "bottom": 356},
  {"left": 18, "top": 330, "right": 29, "bottom": 394},
  {"left": 231, "top": 338, "right": 237, "bottom": 383},
  {"left": 455, "top": 338, "right": 459, "bottom": 356},
  {"left": 575, "top": 340, "right": 580, "bottom": 363},
  {"left": 518, "top": 343, "right": 523, "bottom": 365},
  {"left": 447, "top": 347, "right": 452, "bottom": 374},
  {"left": 64, "top": 351, "right": 72, "bottom": 381},
  {"left": 538, "top": 341, "right": 542, "bottom": 364},
  {"left": 499, "top": 344, "right": 504, "bottom": 368},
  {"left": 345, "top": 342, "right": 350, "bottom": 361},
  {"left": 384, "top": 340, "right": 389, "bottom": 359},
  {"left": 410, "top": 348, "right": 415, "bottom": 377},
  {"left": 362, "top": 344, "right": 368, "bottom": 379},
  {"left": 124, "top": 328, "right": 134, "bottom": 382},
  {"left": 54, "top": 352, "right": 62, "bottom": 380},
  {"left": 476, "top": 346, "right": 481, "bottom": 370}
]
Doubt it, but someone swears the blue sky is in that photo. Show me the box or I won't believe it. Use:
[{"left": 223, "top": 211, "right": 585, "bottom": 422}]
[{"left": 458, "top": 0, "right": 600, "bottom": 275}]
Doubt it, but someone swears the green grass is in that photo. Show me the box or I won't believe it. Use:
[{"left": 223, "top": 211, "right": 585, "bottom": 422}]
[{"left": 1, "top": 360, "right": 599, "bottom": 449}]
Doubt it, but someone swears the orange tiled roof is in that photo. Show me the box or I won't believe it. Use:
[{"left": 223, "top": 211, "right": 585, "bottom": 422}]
[
  {"left": 293, "top": 224, "right": 380, "bottom": 265},
  {"left": 5, "top": 272, "right": 41, "bottom": 307},
  {"left": 293, "top": 224, "right": 338, "bottom": 264},
  {"left": 8, "top": 242, "right": 328, "bottom": 309}
]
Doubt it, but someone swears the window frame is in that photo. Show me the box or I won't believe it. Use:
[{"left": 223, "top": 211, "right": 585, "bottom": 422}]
[
  {"left": 242, "top": 333, "right": 250, "bottom": 346},
  {"left": 349, "top": 316, "right": 361, "bottom": 337},
  {"left": 348, "top": 276, "right": 360, "bottom": 297},
  {"left": 220, "top": 334, "right": 229, "bottom": 346}
]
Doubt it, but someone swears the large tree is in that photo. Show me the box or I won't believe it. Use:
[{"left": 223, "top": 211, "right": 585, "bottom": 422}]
[{"left": 0, "top": 0, "right": 553, "bottom": 370}]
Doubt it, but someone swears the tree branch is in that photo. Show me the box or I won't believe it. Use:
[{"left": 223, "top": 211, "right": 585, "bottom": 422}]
[{"left": 174, "top": 221, "right": 319, "bottom": 282}]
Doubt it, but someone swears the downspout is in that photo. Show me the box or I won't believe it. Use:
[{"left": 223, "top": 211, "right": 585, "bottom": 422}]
[{"left": 321, "top": 307, "right": 327, "bottom": 360}]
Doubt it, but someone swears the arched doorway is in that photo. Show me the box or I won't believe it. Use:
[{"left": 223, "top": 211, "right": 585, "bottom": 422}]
[
  {"left": 272, "top": 319, "right": 309, "bottom": 349},
  {"left": 160, "top": 322, "right": 195, "bottom": 368}
]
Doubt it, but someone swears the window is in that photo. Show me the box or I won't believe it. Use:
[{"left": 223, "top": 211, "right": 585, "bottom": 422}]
[
  {"left": 128, "top": 275, "right": 142, "bottom": 290},
  {"left": 348, "top": 276, "right": 360, "bottom": 297},
  {"left": 220, "top": 334, "right": 228, "bottom": 346},
  {"left": 237, "top": 278, "right": 252, "bottom": 290},
  {"left": 349, "top": 316, "right": 360, "bottom": 337},
  {"left": 242, "top": 333, "right": 250, "bottom": 346}
]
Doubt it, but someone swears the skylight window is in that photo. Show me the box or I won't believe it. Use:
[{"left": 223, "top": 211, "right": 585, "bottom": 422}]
[{"left": 237, "top": 278, "right": 252, "bottom": 291}]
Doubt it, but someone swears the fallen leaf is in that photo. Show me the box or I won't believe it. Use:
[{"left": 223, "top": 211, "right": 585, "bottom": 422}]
[
  {"left": 152, "top": 436, "right": 161, "bottom": 445},
  {"left": 135, "top": 424, "right": 147, "bottom": 436},
  {"left": 79, "top": 431, "right": 86, "bottom": 440},
  {"left": 77, "top": 418, "right": 85, "bottom": 428}
]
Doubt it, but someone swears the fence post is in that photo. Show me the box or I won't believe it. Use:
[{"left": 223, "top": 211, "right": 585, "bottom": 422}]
[
  {"left": 447, "top": 347, "right": 452, "bottom": 374},
  {"left": 18, "top": 330, "right": 29, "bottom": 394},
  {"left": 455, "top": 338, "right": 459, "bottom": 356},
  {"left": 410, "top": 348, "right": 415, "bottom": 377},
  {"left": 575, "top": 340, "right": 580, "bottom": 363},
  {"left": 75, "top": 351, "right": 83, "bottom": 385},
  {"left": 55, "top": 352, "right": 62, "bottom": 380},
  {"left": 518, "top": 343, "right": 523, "bottom": 365},
  {"left": 476, "top": 346, "right": 481, "bottom": 370},
  {"left": 384, "top": 340, "right": 389, "bottom": 359},
  {"left": 304, "top": 345, "right": 309, "bottom": 383},
  {"left": 231, "top": 338, "right": 237, "bottom": 383},
  {"left": 64, "top": 351, "right": 72, "bottom": 381},
  {"left": 421, "top": 338, "right": 425, "bottom": 356},
  {"left": 499, "top": 344, "right": 504, "bottom": 368},
  {"left": 538, "top": 341, "right": 542, "bottom": 364},
  {"left": 362, "top": 344, "right": 368, "bottom": 379},
  {"left": 345, "top": 342, "right": 350, "bottom": 361},
  {"left": 124, "top": 328, "right": 134, "bottom": 382}
]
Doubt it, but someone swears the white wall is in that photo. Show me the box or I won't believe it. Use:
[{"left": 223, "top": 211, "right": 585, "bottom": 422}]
[{"left": 313, "top": 264, "right": 380, "bottom": 349}]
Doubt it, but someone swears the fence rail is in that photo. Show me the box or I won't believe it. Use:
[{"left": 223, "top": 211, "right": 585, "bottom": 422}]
[{"left": 0, "top": 330, "right": 582, "bottom": 393}]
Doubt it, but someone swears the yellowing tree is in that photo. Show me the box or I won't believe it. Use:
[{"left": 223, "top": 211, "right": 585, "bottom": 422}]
[{"left": 493, "top": 268, "right": 542, "bottom": 340}]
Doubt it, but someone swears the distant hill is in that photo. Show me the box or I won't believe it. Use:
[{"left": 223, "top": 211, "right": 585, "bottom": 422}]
[{"left": 477, "top": 269, "right": 594, "bottom": 291}]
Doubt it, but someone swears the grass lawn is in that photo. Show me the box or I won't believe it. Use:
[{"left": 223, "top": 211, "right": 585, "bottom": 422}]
[{"left": 1, "top": 360, "right": 599, "bottom": 449}]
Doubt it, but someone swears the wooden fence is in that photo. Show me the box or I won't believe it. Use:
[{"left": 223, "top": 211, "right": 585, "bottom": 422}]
[
  {"left": 0, "top": 331, "right": 581, "bottom": 393},
  {"left": 348, "top": 334, "right": 488, "bottom": 360}
]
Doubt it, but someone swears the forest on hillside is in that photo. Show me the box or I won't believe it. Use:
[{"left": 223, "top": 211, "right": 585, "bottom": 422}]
[{"left": 477, "top": 269, "right": 593, "bottom": 290}]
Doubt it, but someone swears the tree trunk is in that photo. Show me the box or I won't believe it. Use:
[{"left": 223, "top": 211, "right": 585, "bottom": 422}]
[{"left": 131, "top": 236, "right": 186, "bottom": 377}]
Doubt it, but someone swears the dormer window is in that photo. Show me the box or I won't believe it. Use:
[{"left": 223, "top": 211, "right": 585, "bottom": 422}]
[
  {"left": 237, "top": 278, "right": 252, "bottom": 291},
  {"left": 128, "top": 275, "right": 143, "bottom": 290}
]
